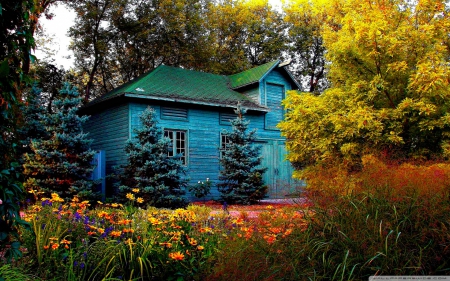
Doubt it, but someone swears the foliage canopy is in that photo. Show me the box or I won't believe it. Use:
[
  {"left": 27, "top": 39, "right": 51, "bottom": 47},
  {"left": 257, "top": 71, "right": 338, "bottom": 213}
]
[{"left": 279, "top": 0, "right": 450, "bottom": 179}]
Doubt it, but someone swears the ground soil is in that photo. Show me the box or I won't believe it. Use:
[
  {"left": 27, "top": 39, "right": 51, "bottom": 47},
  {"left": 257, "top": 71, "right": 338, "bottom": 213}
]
[{"left": 191, "top": 198, "right": 305, "bottom": 219}]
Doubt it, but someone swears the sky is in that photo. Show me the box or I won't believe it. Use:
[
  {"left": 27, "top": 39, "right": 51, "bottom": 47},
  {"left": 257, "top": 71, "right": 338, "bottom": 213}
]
[{"left": 34, "top": 0, "right": 283, "bottom": 70}]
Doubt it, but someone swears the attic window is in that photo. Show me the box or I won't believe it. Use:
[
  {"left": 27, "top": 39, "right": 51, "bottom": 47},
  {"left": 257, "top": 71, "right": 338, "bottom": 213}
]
[
  {"left": 219, "top": 112, "right": 237, "bottom": 125},
  {"left": 161, "top": 107, "right": 188, "bottom": 120}
]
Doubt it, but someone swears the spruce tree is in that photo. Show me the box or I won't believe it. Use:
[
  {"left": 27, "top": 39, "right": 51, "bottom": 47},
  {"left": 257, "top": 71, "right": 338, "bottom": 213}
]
[
  {"left": 18, "top": 84, "right": 50, "bottom": 160},
  {"left": 218, "top": 103, "right": 268, "bottom": 204},
  {"left": 23, "top": 82, "right": 97, "bottom": 201},
  {"left": 119, "top": 107, "right": 187, "bottom": 208}
]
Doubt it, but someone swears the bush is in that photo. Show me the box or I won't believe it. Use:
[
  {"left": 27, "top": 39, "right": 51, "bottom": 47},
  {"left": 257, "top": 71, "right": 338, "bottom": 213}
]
[{"left": 207, "top": 157, "right": 450, "bottom": 280}]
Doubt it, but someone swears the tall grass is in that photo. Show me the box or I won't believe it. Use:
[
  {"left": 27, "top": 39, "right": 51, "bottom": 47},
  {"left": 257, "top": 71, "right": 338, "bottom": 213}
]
[{"left": 207, "top": 155, "right": 450, "bottom": 280}]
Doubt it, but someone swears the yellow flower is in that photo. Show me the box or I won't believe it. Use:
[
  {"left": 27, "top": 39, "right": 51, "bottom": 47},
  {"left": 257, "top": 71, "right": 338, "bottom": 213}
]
[
  {"left": 126, "top": 193, "right": 135, "bottom": 201},
  {"left": 148, "top": 217, "right": 162, "bottom": 226},
  {"left": 197, "top": 245, "right": 204, "bottom": 251},
  {"left": 188, "top": 237, "right": 197, "bottom": 246},
  {"left": 136, "top": 197, "right": 144, "bottom": 204},
  {"left": 98, "top": 211, "right": 109, "bottom": 218},
  {"left": 132, "top": 188, "right": 139, "bottom": 193},
  {"left": 169, "top": 251, "right": 185, "bottom": 261},
  {"left": 97, "top": 201, "right": 103, "bottom": 205},
  {"left": 111, "top": 203, "right": 119, "bottom": 208}
]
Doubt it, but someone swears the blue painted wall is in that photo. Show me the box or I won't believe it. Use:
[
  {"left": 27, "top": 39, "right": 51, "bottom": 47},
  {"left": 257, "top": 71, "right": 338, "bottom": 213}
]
[{"left": 83, "top": 67, "right": 300, "bottom": 199}]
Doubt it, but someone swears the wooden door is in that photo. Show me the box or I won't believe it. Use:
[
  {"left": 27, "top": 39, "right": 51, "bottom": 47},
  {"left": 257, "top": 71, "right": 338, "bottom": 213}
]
[{"left": 260, "top": 140, "right": 300, "bottom": 198}]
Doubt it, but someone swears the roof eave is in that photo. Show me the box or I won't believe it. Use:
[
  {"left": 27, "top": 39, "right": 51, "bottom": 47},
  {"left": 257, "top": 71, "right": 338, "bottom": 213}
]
[
  {"left": 124, "top": 93, "right": 270, "bottom": 112},
  {"left": 281, "top": 66, "right": 302, "bottom": 90},
  {"left": 79, "top": 93, "right": 125, "bottom": 112},
  {"left": 257, "top": 59, "right": 281, "bottom": 84}
]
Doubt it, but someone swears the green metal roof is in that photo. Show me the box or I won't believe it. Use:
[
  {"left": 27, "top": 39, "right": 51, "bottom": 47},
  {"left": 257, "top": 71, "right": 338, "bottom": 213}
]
[
  {"left": 228, "top": 60, "right": 280, "bottom": 89},
  {"left": 84, "top": 60, "right": 297, "bottom": 111}
]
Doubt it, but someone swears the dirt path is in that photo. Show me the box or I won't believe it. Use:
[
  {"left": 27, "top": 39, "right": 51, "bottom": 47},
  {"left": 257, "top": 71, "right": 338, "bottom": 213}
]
[{"left": 192, "top": 198, "right": 307, "bottom": 219}]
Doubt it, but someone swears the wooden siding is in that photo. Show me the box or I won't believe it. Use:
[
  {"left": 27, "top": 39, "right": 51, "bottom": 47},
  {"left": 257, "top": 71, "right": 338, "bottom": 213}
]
[
  {"left": 241, "top": 86, "right": 260, "bottom": 104},
  {"left": 127, "top": 102, "right": 290, "bottom": 199},
  {"left": 84, "top": 66, "right": 299, "bottom": 200},
  {"left": 262, "top": 69, "right": 292, "bottom": 131},
  {"left": 83, "top": 104, "right": 129, "bottom": 175}
]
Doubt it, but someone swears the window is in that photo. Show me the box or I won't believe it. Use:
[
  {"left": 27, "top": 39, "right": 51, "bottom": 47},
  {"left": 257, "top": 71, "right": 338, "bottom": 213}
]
[
  {"left": 164, "top": 129, "right": 187, "bottom": 165},
  {"left": 220, "top": 133, "right": 232, "bottom": 158}
]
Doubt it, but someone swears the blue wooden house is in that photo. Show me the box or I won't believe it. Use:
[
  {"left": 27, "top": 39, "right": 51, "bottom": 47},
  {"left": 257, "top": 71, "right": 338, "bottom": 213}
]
[{"left": 81, "top": 60, "right": 301, "bottom": 199}]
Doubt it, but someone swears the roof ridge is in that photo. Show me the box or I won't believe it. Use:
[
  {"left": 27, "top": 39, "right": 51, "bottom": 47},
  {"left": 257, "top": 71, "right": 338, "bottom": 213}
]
[
  {"left": 228, "top": 60, "right": 279, "bottom": 78},
  {"left": 228, "top": 60, "right": 280, "bottom": 89}
]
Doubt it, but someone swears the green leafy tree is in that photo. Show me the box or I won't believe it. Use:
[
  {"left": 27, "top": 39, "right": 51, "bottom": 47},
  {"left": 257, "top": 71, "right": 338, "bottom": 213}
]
[
  {"left": 119, "top": 107, "right": 188, "bottom": 208},
  {"left": 0, "top": 0, "right": 36, "bottom": 263},
  {"left": 23, "top": 83, "right": 98, "bottom": 201},
  {"left": 284, "top": 0, "right": 328, "bottom": 93},
  {"left": 218, "top": 104, "right": 267, "bottom": 204},
  {"left": 206, "top": 0, "right": 287, "bottom": 74},
  {"left": 279, "top": 0, "right": 450, "bottom": 180}
]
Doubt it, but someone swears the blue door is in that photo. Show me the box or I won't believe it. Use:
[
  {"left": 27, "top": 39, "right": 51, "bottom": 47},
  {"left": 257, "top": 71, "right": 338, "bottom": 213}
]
[{"left": 260, "top": 140, "right": 301, "bottom": 198}]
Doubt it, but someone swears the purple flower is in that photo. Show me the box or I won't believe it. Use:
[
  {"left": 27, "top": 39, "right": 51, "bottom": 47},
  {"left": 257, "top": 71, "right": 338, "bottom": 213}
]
[
  {"left": 41, "top": 223, "right": 46, "bottom": 230},
  {"left": 80, "top": 262, "right": 85, "bottom": 269},
  {"left": 42, "top": 200, "right": 52, "bottom": 207},
  {"left": 74, "top": 212, "right": 82, "bottom": 222}
]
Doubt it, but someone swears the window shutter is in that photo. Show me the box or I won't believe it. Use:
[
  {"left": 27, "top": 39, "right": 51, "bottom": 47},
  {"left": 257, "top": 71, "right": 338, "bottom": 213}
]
[
  {"left": 161, "top": 107, "right": 188, "bottom": 120},
  {"left": 220, "top": 112, "right": 237, "bottom": 125}
]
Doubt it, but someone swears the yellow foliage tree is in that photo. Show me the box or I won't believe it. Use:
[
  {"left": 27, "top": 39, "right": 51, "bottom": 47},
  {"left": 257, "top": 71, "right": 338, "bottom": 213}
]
[{"left": 279, "top": 0, "right": 450, "bottom": 180}]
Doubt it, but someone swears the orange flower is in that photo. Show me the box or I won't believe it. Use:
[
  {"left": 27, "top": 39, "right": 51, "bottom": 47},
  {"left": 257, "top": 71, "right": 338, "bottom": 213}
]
[
  {"left": 60, "top": 239, "right": 72, "bottom": 245},
  {"left": 159, "top": 242, "right": 172, "bottom": 248},
  {"left": 110, "top": 231, "right": 122, "bottom": 238},
  {"left": 119, "top": 219, "right": 132, "bottom": 225},
  {"left": 87, "top": 231, "right": 96, "bottom": 236},
  {"left": 188, "top": 237, "right": 197, "bottom": 246},
  {"left": 51, "top": 243, "right": 59, "bottom": 250},
  {"left": 123, "top": 228, "right": 134, "bottom": 233},
  {"left": 43, "top": 245, "right": 49, "bottom": 250},
  {"left": 98, "top": 211, "right": 109, "bottom": 218},
  {"left": 169, "top": 251, "right": 185, "bottom": 261},
  {"left": 197, "top": 245, "right": 204, "bottom": 251},
  {"left": 263, "top": 234, "right": 277, "bottom": 244},
  {"left": 132, "top": 188, "right": 140, "bottom": 193}
]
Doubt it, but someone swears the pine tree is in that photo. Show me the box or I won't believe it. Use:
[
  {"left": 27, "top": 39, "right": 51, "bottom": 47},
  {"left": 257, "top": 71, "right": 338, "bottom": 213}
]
[
  {"left": 218, "top": 103, "right": 267, "bottom": 204},
  {"left": 18, "top": 84, "right": 50, "bottom": 160},
  {"left": 23, "top": 82, "right": 97, "bottom": 201},
  {"left": 119, "top": 107, "right": 188, "bottom": 208}
]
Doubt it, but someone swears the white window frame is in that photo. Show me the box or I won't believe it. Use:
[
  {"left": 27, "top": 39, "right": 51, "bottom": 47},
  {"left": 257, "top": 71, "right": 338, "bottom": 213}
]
[
  {"left": 164, "top": 129, "right": 188, "bottom": 165},
  {"left": 220, "top": 133, "right": 232, "bottom": 159}
]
